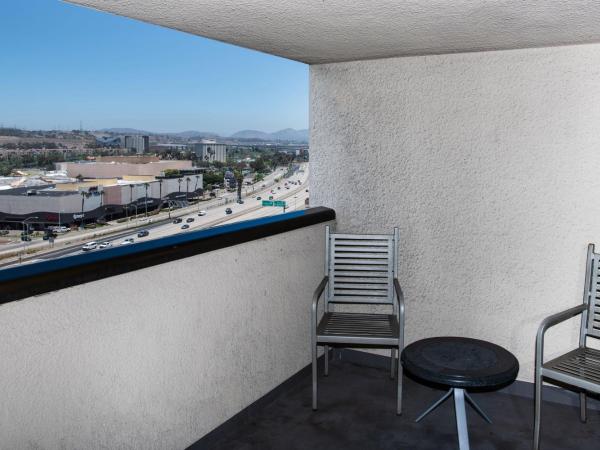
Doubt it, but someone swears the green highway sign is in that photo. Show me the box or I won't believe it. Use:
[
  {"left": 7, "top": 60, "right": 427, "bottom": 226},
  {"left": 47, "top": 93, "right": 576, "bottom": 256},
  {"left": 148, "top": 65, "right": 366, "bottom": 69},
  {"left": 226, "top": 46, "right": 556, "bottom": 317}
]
[{"left": 262, "top": 200, "right": 287, "bottom": 208}]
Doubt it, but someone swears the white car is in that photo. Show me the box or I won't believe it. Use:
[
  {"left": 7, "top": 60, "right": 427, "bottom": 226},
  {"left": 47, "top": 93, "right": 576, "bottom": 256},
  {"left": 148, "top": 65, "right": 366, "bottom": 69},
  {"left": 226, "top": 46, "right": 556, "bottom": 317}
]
[
  {"left": 52, "top": 226, "right": 70, "bottom": 233},
  {"left": 81, "top": 241, "right": 97, "bottom": 251},
  {"left": 198, "top": 210, "right": 207, "bottom": 216},
  {"left": 98, "top": 241, "right": 112, "bottom": 249},
  {"left": 120, "top": 238, "right": 135, "bottom": 245}
]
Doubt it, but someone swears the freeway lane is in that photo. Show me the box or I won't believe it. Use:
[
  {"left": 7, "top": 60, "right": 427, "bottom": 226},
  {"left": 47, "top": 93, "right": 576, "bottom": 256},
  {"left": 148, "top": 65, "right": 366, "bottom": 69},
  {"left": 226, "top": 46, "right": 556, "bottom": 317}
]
[{"left": 13, "top": 164, "right": 309, "bottom": 263}]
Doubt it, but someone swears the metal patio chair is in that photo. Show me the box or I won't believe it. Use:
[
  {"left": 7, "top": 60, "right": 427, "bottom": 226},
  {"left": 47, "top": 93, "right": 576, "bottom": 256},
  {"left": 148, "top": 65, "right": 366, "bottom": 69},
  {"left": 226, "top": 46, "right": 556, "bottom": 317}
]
[
  {"left": 534, "top": 243, "right": 600, "bottom": 449},
  {"left": 311, "top": 226, "right": 405, "bottom": 414}
]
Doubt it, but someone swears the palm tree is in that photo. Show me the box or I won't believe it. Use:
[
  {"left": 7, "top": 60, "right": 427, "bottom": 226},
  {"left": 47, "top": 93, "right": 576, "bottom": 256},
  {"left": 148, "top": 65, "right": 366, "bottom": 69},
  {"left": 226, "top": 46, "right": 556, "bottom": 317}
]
[
  {"left": 144, "top": 182, "right": 150, "bottom": 217},
  {"left": 158, "top": 179, "right": 163, "bottom": 211},
  {"left": 177, "top": 178, "right": 182, "bottom": 193},
  {"left": 80, "top": 191, "right": 86, "bottom": 227},
  {"left": 185, "top": 177, "right": 191, "bottom": 202},
  {"left": 194, "top": 175, "right": 200, "bottom": 198},
  {"left": 234, "top": 170, "right": 243, "bottom": 202},
  {"left": 128, "top": 184, "right": 134, "bottom": 221}
]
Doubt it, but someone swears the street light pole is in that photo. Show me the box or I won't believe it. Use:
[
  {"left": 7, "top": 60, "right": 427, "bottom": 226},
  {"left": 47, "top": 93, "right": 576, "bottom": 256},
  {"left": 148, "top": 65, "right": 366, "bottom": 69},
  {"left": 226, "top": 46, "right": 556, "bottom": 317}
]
[{"left": 20, "top": 216, "right": 38, "bottom": 264}]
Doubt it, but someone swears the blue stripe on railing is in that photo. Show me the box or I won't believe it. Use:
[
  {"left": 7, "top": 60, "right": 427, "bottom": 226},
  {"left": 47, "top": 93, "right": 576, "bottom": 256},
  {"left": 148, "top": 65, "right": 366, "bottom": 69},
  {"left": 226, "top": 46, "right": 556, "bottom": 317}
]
[{"left": 0, "top": 210, "right": 307, "bottom": 283}]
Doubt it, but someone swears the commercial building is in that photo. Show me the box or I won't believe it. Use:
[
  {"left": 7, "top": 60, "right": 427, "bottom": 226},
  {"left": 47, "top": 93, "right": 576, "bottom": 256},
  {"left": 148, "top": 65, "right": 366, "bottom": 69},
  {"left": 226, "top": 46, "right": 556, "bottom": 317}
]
[
  {"left": 193, "top": 139, "right": 227, "bottom": 163},
  {"left": 0, "top": 175, "right": 202, "bottom": 228},
  {"left": 56, "top": 159, "right": 193, "bottom": 179},
  {"left": 123, "top": 135, "right": 149, "bottom": 154}
]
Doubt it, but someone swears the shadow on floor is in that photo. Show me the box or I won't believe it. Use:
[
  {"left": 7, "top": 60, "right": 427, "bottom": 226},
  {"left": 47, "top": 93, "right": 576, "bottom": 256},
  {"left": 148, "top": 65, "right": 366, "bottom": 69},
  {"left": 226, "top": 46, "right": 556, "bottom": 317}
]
[{"left": 192, "top": 359, "right": 599, "bottom": 450}]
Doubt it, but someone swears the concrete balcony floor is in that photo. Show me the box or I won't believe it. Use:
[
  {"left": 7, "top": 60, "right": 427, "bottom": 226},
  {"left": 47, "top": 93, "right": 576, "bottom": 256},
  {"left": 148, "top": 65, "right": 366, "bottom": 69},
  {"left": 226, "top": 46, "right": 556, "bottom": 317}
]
[{"left": 193, "top": 357, "right": 599, "bottom": 450}]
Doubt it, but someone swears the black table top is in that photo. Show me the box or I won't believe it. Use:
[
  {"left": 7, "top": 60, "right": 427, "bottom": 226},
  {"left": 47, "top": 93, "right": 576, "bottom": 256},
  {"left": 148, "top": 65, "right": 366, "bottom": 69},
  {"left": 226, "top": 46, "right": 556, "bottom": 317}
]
[{"left": 401, "top": 337, "right": 519, "bottom": 389}]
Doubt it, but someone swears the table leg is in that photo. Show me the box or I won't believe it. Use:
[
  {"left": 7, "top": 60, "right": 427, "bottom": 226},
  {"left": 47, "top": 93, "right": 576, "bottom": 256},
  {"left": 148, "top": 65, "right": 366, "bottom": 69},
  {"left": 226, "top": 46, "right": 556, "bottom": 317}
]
[
  {"left": 454, "top": 388, "right": 470, "bottom": 450},
  {"left": 415, "top": 388, "right": 453, "bottom": 423}
]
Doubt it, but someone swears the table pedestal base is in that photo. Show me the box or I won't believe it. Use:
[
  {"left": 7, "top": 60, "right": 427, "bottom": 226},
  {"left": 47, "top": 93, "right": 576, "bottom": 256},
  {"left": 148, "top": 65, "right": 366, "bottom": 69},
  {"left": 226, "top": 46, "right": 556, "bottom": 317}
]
[{"left": 415, "top": 388, "right": 491, "bottom": 450}]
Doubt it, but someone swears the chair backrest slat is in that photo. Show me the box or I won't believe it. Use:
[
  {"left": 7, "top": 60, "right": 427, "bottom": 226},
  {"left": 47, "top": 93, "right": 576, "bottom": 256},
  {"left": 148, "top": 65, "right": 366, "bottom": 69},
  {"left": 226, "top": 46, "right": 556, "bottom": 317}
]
[
  {"left": 586, "top": 244, "right": 600, "bottom": 339},
  {"left": 326, "top": 226, "right": 397, "bottom": 305}
]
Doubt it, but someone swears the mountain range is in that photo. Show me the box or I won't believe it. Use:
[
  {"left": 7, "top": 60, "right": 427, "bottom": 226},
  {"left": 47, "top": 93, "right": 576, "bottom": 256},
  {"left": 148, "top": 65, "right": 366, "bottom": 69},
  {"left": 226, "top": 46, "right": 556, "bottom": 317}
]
[{"left": 100, "top": 128, "right": 308, "bottom": 143}]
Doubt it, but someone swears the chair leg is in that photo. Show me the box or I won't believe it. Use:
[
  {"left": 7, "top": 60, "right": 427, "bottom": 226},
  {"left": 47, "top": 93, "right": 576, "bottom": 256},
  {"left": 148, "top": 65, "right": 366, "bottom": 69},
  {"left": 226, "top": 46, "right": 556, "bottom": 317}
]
[
  {"left": 580, "top": 392, "right": 587, "bottom": 423},
  {"left": 324, "top": 345, "right": 329, "bottom": 376},
  {"left": 312, "top": 342, "right": 318, "bottom": 411},
  {"left": 533, "top": 369, "right": 542, "bottom": 450},
  {"left": 390, "top": 348, "right": 396, "bottom": 379},
  {"left": 397, "top": 346, "right": 402, "bottom": 415}
]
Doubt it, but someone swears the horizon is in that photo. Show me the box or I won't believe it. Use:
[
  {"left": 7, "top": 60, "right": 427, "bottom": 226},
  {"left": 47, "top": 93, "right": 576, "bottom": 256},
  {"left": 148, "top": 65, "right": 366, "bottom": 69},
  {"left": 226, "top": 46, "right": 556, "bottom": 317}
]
[
  {"left": 0, "top": 0, "right": 309, "bottom": 135},
  {"left": 0, "top": 125, "right": 308, "bottom": 136}
]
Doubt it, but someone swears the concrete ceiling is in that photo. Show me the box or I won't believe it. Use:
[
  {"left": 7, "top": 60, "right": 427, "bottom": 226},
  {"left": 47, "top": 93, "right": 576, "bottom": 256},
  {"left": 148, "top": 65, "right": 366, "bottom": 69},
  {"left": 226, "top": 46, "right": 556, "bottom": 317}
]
[{"left": 67, "top": 1, "right": 600, "bottom": 64}]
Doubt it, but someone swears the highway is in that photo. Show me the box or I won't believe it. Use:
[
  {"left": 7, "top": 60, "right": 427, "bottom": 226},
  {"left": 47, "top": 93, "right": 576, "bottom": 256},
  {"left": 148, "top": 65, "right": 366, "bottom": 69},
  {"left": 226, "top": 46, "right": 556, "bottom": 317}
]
[{"left": 10, "top": 164, "right": 309, "bottom": 264}]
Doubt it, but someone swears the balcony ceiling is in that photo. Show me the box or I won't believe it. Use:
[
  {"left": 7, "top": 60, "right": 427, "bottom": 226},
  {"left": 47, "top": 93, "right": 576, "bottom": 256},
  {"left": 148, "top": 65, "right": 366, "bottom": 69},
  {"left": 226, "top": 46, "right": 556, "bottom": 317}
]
[{"left": 67, "top": 1, "right": 600, "bottom": 64}]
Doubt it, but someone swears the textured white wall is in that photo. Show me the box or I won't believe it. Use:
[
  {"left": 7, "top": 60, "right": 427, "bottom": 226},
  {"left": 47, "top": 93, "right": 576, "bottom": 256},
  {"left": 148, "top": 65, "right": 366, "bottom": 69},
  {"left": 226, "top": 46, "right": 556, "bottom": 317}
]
[
  {"left": 310, "top": 43, "right": 600, "bottom": 382},
  {"left": 0, "top": 222, "right": 330, "bottom": 449}
]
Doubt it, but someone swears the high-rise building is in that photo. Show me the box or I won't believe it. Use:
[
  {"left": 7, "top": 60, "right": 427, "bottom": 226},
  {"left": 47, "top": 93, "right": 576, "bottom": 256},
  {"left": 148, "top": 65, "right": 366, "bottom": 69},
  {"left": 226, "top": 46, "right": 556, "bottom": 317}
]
[
  {"left": 193, "top": 139, "right": 227, "bottom": 163},
  {"left": 123, "top": 135, "right": 150, "bottom": 154}
]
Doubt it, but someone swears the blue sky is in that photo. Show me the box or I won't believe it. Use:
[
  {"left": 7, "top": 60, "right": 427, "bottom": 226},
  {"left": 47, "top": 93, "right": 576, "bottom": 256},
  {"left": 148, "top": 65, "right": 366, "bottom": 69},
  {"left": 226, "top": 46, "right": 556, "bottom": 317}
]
[{"left": 0, "top": 0, "right": 309, "bottom": 135}]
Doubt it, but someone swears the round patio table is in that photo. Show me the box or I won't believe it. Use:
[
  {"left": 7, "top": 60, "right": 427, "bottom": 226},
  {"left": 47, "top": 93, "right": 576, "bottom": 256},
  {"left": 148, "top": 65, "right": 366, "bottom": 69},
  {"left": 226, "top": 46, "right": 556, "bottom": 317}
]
[{"left": 401, "top": 337, "right": 519, "bottom": 450}]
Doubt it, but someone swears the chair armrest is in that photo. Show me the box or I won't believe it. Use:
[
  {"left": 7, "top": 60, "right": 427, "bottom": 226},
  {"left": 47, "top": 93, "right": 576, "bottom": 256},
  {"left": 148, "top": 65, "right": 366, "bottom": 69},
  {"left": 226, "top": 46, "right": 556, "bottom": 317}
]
[
  {"left": 535, "top": 303, "right": 586, "bottom": 366},
  {"left": 311, "top": 276, "right": 329, "bottom": 327},
  {"left": 394, "top": 278, "right": 405, "bottom": 349}
]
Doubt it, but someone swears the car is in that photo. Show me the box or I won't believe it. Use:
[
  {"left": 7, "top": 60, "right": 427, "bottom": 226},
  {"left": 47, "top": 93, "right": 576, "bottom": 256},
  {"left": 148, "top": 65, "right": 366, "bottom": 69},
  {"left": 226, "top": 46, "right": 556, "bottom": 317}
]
[
  {"left": 98, "top": 241, "right": 112, "bottom": 249},
  {"left": 269, "top": 196, "right": 274, "bottom": 200},
  {"left": 198, "top": 210, "right": 207, "bottom": 216},
  {"left": 137, "top": 230, "right": 150, "bottom": 237},
  {"left": 277, "top": 186, "right": 281, "bottom": 190},
  {"left": 256, "top": 196, "right": 261, "bottom": 201},
  {"left": 305, "top": 189, "right": 309, "bottom": 192},
  {"left": 209, "top": 192, "right": 217, "bottom": 197},
  {"left": 52, "top": 226, "right": 70, "bottom": 233},
  {"left": 82, "top": 241, "right": 97, "bottom": 251},
  {"left": 173, "top": 218, "right": 183, "bottom": 224},
  {"left": 225, "top": 208, "right": 233, "bottom": 214},
  {"left": 186, "top": 217, "right": 194, "bottom": 223},
  {"left": 181, "top": 224, "right": 190, "bottom": 230},
  {"left": 237, "top": 199, "right": 244, "bottom": 204},
  {"left": 285, "top": 186, "right": 290, "bottom": 189},
  {"left": 120, "top": 238, "right": 134, "bottom": 245},
  {"left": 261, "top": 184, "right": 266, "bottom": 187}
]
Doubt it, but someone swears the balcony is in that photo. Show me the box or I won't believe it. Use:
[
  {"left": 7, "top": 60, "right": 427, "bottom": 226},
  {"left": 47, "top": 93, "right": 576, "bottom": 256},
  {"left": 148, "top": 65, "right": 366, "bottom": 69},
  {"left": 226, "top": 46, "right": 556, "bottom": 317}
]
[{"left": 4, "top": 1, "right": 600, "bottom": 449}]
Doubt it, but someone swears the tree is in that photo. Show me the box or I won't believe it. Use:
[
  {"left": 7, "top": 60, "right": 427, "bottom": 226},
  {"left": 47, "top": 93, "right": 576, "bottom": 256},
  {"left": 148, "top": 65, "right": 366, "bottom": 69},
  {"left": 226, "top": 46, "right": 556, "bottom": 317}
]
[
  {"left": 234, "top": 169, "right": 243, "bottom": 201},
  {"left": 250, "top": 157, "right": 266, "bottom": 172},
  {"left": 144, "top": 183, "right": 150, "bottom": 216},
  {"left": 158, "top": 179, "right": 163, "bottom": 210}
]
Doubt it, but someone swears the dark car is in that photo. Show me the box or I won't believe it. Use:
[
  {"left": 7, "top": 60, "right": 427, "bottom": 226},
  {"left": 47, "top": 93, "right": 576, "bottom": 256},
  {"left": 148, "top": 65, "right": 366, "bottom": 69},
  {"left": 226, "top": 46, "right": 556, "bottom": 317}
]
[
  {"left": 237, "top": 199, "right": 244, "bottom": 204},
  {"left": 256, "top": 196, "right": 261, "bottom": 200},
  {"left": 225, "top": 208, "right": 233, "bottom": 214},
  {"left": 181, "top": 224, "right": 190, "bottom": 230},
  {"left": 173, "top": 218, "right": 183, "bottom": 224},
  {"left": 137, "top": 230, "right": 150, "bottom": 237},
  {"left": 186, "top": 217, "right": 194, "bottom": 223}
]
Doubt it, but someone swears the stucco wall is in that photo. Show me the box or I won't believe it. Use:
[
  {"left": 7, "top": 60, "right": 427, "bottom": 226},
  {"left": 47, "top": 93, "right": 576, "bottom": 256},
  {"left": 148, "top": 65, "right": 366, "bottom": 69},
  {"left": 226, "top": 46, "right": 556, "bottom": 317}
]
[
  {"left": 0, "top": 222, "right": 330, "bottom": 449},
  {"left": 310, "top": 43, "right": 600, "bottom": 382}
]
